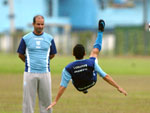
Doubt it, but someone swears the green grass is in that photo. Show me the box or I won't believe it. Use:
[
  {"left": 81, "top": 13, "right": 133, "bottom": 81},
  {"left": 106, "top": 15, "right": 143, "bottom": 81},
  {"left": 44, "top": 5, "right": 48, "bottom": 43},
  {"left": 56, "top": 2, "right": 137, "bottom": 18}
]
[
  {"left": 0, "top": 75, "right": 150, "bottom": 113},
  {"left": 0, "top": 53, "right": 24, "bottom": 74},
  {"left": 98, "top": 56, "right": 150, "bottom": 76},
  {"left": 0, "top": 53, "right": 150, "bottom": 76},
  {"left": 0, "top": 53, "right": 150, "bottom": 113}
]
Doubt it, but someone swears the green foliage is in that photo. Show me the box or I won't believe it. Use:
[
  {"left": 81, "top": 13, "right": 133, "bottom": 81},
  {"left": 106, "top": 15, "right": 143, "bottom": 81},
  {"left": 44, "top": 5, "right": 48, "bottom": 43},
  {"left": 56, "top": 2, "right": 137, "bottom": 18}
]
[
  {"left": 76, "top": 31, "right": 94, "bottom": 54},
  {"left": 114, "top": 26, "right": 150, "bottom": 55},
  {"left": 11, "top": 30, "right": 28, "bottom": 53},
  {"left": 0, "top": 33, "right": 4, "bottom": 38}
]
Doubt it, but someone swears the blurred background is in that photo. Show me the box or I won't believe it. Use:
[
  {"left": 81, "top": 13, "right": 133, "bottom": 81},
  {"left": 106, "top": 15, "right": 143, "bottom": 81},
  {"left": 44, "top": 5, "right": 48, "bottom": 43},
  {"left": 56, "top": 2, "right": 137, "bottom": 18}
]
[
  {"left": 0, "top": 0, "right": 150, "bottom": 113},
  {"left": 0, "top": 0, "right": 150, "bottom": 56}
]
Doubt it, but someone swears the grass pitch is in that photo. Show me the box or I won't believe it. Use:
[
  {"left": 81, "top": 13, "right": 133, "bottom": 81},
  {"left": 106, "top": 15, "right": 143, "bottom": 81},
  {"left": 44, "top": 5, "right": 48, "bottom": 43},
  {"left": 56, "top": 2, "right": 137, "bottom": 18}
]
[
  {"left": 0, "top": 53, "right": 150, "bottom": 113},
  {"left": 0, "top": 75, "right": 150, "bottom": 113},
  {"left": 0, "top": 53, "right": 150, "bottom": 76}
]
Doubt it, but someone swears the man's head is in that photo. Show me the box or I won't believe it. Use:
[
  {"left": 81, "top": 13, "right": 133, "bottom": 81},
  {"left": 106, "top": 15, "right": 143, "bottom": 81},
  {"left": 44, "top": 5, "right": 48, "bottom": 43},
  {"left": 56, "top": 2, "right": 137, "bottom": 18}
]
[
  {"left": 33, "top": 15, "right": 44, "bottom": 35},
  {"left": 73, "top": 44, "right": 85, "bottom": 59}
]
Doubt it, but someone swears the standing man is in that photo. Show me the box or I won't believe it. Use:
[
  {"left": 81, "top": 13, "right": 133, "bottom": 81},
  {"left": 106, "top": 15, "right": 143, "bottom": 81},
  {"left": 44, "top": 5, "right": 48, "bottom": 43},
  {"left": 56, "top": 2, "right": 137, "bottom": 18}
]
[
  {"left": 17, "top": 15, "right": 57, "bottom": 113},
  {"left": 46, "top": 20, "right": 127, "bottom": 111}
]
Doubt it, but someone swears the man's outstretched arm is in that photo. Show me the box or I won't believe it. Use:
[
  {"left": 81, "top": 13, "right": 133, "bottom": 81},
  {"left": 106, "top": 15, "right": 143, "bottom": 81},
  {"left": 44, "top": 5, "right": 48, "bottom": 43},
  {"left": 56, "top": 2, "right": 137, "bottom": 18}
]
[
  {"left": 46, "top": 86, "right": 66, "bottom": 110},
  {"left": 103, "top": 75, "right": 127, "bottom": 96},
  {"left": 46, "top": 68, "right": 71, "bottom": 110}
]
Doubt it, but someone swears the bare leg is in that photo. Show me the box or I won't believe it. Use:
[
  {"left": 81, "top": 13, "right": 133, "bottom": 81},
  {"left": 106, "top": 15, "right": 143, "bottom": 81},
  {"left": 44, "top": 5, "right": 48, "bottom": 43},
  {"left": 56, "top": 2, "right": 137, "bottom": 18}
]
[{"left": 90, "top": 48, "right": 100, "bottom": 58}]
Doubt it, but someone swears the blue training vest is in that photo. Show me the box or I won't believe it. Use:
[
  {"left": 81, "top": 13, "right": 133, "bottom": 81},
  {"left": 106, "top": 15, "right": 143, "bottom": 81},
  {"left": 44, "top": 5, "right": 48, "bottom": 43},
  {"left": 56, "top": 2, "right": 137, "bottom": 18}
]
[{"left": 65, "top": 57, "right": 97, "bottom": 91}]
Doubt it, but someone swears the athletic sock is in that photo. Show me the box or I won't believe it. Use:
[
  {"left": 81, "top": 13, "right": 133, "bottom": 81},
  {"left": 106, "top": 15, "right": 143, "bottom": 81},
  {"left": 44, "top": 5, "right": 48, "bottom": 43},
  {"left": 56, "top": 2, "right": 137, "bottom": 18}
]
[{"left": 93, "top": 31, "right": 103, "bottom": 51}]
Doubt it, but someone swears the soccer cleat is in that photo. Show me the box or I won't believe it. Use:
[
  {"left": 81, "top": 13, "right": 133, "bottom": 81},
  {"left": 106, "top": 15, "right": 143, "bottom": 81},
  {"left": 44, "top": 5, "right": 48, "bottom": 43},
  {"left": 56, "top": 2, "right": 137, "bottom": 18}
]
[
  {"left": 98, "top": 19, "right": 105, "bottom": 32},
  {"left": 83, "top": 90, "right": 88, "bottom": 94}
]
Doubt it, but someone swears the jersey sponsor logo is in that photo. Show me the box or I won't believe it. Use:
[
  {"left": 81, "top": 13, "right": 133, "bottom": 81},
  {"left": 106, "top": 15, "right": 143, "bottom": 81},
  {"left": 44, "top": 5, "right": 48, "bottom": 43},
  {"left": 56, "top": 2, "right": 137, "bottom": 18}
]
[
  {"left": 34, "top": 37, "right": 43, "bottom": 40},
  {"left": 36, "top": 41, "right": 41, "bottom": 48},
  {"left": 77, "top": 81, "right": 96, "bottom": 90},
  {"left": 74, "top": 68, "right": 87, "bottom": 73},
  {"left": 73, "top": 64, "right": 87, "bottom": 69},
  {"left": 73, "top": 64, "right": 88, "bottom": 73}
]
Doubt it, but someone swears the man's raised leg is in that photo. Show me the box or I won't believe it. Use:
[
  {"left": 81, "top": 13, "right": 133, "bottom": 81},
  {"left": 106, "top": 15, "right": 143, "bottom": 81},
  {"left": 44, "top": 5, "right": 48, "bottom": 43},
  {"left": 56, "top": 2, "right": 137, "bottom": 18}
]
[{"left": 90, "top": 19, "right": 105, "bottom": 58}]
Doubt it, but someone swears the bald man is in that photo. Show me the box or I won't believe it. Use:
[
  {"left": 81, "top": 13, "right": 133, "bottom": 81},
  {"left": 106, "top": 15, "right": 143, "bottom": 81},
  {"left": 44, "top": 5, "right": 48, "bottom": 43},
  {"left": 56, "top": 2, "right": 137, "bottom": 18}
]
[{"left": 17, "top": 15, "right": 57, "bottom": 113}]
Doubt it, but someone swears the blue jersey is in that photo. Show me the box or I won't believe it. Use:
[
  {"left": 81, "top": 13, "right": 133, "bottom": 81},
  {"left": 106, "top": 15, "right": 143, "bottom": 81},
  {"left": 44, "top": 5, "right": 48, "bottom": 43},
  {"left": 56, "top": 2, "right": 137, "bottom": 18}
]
[
  {"left": 17, "top": 32, "right": 57, "bottom": 73},
  {"left": 60, "top": 57, "right": 107, "bottom": 91}
]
